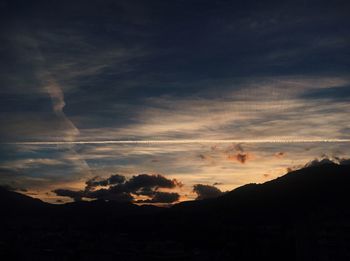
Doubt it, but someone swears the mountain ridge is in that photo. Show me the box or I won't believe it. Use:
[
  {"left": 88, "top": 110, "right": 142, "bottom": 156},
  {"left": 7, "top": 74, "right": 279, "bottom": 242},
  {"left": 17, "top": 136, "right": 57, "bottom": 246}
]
[
  {"left": 1, "top": 163, "right": 350, "bottom": 260},
  {"left": 1, "top": 162, "right": 349, "bottom": 212}
]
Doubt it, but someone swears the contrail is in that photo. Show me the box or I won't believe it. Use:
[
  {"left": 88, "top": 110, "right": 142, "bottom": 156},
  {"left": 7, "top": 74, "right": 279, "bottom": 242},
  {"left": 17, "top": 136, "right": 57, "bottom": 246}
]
[
  {"left": 5, "top": 138, "right": 350, "bottom": 145},
  {"left": 22, "top": 33, "right": 91, "bottom": 177},
  {"left": 44, "top": 77, "right": 80, "bottom": 141}
]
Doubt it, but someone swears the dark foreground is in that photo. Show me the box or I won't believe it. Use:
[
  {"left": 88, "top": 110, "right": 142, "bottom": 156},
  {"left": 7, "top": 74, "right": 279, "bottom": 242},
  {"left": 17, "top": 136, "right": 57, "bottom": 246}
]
[{"left": 1, "top": 163, "right": 350, "bottom": 260}]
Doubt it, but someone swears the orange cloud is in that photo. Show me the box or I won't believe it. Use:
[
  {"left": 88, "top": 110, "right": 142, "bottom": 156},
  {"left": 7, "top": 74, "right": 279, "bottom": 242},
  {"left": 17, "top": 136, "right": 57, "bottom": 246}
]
[{"left": 227, "top": 152, "right": 253, "bottom": 164}]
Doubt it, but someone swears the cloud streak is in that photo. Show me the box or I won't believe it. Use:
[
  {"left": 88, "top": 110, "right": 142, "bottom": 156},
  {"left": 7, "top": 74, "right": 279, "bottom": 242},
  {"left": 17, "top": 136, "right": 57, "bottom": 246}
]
[{"left": 43, "top": 77, "right": 80, "bottom": 141}]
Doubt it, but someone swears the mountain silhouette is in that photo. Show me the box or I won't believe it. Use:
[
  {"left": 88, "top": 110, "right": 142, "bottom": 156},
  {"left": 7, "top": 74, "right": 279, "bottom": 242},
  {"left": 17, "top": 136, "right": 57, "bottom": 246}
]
[
  {"left": 1, "top": 163, "right": 350, "bottom": 260},
  {"left": 174, "top": 162, "right": 350, "bottom": 219},
  {"left": 0, "top": 186, "right": 47, "bottom": 211}
]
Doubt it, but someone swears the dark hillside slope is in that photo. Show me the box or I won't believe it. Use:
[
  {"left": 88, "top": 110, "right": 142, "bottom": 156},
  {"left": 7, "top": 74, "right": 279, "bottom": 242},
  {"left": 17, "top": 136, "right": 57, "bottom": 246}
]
[{"left": 1, "top": 163, "right": 350, "bottom": 260}]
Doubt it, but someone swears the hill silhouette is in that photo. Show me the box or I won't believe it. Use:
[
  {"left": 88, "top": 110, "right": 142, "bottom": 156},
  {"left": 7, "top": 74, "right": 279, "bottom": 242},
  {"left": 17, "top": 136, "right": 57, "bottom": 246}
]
[
  {"left": 174, "top": 162, "right": 350, "bottom": 218},
  {"left": 1, "top": 163, "right": 350, "bottom": 260}
]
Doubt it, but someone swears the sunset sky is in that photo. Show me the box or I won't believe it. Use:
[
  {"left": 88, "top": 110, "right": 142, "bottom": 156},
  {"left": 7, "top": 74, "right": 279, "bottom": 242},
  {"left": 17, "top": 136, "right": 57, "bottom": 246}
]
[{"left": 1, "top": 0, "right": 349, "bottom": 203}]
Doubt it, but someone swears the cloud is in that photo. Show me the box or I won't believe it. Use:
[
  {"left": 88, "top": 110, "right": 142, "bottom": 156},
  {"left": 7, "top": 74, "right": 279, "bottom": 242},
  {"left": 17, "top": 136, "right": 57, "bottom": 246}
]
[
  {"left": 236, "top": 153, "right": 248, "bottom": 164},
  {"left": 227, "top": 153, "right": 252, "bottom": 164},
  {"left": 53, "top": 189, "right": 84, "bottom": 202},
  {"left": 53, "top": 173, "right": 182, "bottom": 204},
  {"left": 85, "top": 174, "right": 126, "bottom": 190},
  {"left": 136, "top": 192, "right": 180, "bottom": 203},
  {"left": 193, "top": 184, "right": 223, "bottom": 200},
  {"left": 1, "top": 0, "right": 350, "bottom": 206},
  {"left": 125, "top": 174, "right": 181, "bottom": 192},
  {"left": 43, "top": 77, "right": 80, "bottom": 142},
  {"left": 223, "top": 144, "right": 253, "bottom": 164},
  {"left": 85, "top": 189, "right": 133, "bottom": 202}
]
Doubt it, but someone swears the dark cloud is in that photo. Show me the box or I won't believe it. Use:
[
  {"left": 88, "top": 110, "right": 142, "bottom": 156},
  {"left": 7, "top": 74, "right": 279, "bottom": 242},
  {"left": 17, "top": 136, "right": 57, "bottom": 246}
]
[
  {"left": 85, "top": 189, "right": 133, "bottom": 202},
  {"left": 53, "top": 189, "right": 84, "bottom": 202},
  {"left": 193, "top": 184, "right": 223, "bottom": 200},
  {"left": 136, "top": 192, "right": 180, "bottom": 204},
  {"left": 125, "top": 174, "right": 180, "bottom": 192},
  {"left": 108, "top": 174, "right": 126, "bottom": 184},
  {"left": 53, "top": 187, "right": 133, "bottom": 203},
  {"left": 86, "top": 174, "right": 126, "bottom": 190},
  {"left": 86, "top": 177, "right": 108, "bottom": 189},
  {"left": 236, "top": 153, "right": 248, "bottom": 164},
  {"left": 134, "top": 186, "right": 155, "bottom": 196},
  {"left": 53, "top": 173, "right": 182, "bottom": 204}
]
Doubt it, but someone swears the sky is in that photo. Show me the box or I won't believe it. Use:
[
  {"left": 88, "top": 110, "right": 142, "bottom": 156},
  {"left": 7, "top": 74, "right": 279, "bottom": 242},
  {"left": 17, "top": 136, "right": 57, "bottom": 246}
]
[{"left": 0, "top": 0, "right": 350, "bottom": 204}]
